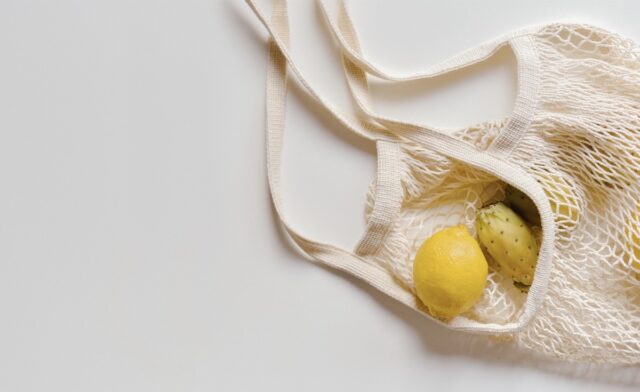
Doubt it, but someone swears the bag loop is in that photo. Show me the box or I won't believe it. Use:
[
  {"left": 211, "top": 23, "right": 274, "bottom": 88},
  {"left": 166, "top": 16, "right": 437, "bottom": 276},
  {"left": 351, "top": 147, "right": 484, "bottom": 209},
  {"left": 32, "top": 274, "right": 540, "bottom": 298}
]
[{"left": 250, "top": 0, "right": 556, "bottom": 334}]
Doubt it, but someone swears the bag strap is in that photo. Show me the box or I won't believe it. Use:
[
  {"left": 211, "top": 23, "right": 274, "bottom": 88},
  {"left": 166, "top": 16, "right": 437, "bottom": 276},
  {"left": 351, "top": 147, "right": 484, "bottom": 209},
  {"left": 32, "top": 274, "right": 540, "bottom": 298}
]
[
  {"left": 262, "top": 0, "right": 424, "bottom": 317},
  {"left": 317, "top": 0, "right": 542, "bottom": 82},
  {"left": 327, "top": 0, "right": 554, "bottom": 332},
  {"left": 249, "top": 0, "right": 556, "bottom": 333},
  {"left": 248, "top": 0, "right": 406, "bottom": 256},
  {"left": 319, "top": 0, "right": 541, "bottom": 158},
  {"left": 246, "top": 0, "right": 386, "bottom": 141}
]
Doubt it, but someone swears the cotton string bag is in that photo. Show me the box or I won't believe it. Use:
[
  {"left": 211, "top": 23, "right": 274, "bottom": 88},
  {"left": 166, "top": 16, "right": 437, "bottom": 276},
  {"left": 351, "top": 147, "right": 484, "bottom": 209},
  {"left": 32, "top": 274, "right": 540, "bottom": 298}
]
[{"left": 246, "top": 0, "right": 640, "bottom": 363}]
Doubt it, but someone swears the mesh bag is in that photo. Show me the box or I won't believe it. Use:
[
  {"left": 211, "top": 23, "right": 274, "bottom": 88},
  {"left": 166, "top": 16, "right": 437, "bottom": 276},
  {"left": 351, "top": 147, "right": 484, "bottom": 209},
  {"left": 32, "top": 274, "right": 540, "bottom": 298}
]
[{"left": 247, "top": 0, "right": 640, "bottom": 363}]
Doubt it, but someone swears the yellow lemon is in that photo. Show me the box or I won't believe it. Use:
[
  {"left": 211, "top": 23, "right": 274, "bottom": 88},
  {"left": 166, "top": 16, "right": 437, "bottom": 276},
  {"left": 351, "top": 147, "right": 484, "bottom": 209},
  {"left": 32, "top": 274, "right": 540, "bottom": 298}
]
[{"left": 413, "top": 225, "right": 488, "bottom": 319}]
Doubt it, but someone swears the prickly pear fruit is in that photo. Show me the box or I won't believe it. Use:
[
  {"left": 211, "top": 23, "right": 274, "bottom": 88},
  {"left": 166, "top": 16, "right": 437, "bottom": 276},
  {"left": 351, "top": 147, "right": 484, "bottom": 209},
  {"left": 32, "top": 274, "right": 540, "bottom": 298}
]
[
  {"left": 505, "top": 185, "right": 540, "bottom": 226},
  {"left": 475, "top": 202, "right": 539, "bottom": 286},
  {"left": 539, "top": 174, "right": 580, "bottom": 227}
]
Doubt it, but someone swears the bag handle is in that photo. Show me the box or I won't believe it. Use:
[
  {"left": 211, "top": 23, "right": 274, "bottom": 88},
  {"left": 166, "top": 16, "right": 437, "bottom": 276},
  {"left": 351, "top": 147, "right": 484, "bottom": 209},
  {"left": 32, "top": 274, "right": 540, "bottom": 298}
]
[
  {"left": 326, "top": 0, "right": 555, "bottom": 333},
  {"left": 246, "top": 0, "right": 507, "bottom": 186},
  {"left": 316, "top": 0, "right": 542, "bottom": 82},
  {"left": 319, "top": 0, "right": 541, "bottom": 158},
  {"left": 249, "top": 0, "right": 556, "bottom": 333},
  {"left": 249, "top": 0, "right": 406, "bottom": 258},
  {"left": 261, "top": 0, "right": 428, "bottom": 319},
  {"left": 246, "top": 0, "right": 386, "bottom": 141}
]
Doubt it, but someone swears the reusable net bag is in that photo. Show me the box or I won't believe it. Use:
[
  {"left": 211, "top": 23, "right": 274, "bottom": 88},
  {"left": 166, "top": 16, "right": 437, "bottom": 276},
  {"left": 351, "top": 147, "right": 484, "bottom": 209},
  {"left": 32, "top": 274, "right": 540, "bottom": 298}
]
[{"left": 246, "top": 0, "right": 640, "bottom": 363}]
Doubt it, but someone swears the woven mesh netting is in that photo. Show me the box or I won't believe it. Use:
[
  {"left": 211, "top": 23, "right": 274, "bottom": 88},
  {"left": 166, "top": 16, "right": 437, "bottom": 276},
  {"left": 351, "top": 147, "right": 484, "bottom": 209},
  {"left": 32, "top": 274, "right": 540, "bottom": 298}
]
[{"left": 365, "top": 24, "right": 640, "bottom": 363}]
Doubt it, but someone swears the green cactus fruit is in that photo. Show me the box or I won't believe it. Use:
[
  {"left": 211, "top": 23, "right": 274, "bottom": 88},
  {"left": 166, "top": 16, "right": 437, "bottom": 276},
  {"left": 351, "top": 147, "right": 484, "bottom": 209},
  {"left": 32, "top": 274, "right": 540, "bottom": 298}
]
[
  {"left": 539, "top": 174, "right": 580, "bottom": 228},
  {"left": 475, "top": 202, "right": 539, "bottom": 286},
  {"left": 505, "top": 185, "right": 541, "bottom": 226}
]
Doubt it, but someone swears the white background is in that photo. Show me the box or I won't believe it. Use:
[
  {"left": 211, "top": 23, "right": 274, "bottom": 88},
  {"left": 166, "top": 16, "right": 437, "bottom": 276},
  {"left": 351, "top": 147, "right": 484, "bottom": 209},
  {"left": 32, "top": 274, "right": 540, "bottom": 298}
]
[{"left": 0, "top": 0, "right": 639, "bottom": 391}]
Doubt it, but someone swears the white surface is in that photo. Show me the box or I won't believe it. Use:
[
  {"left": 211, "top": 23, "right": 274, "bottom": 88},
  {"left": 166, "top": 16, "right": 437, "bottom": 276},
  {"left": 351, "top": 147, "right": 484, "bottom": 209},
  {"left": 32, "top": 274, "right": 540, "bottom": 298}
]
[{"left": 0, "top": 0, "right": 639, "bottom": 391}]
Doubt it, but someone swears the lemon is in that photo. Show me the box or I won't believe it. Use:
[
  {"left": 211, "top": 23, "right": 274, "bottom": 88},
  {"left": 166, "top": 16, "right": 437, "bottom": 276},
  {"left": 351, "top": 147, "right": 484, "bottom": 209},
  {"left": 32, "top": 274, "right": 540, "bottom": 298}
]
[{"left": 413, "top": 225, "right": 488, "bottom": 319}]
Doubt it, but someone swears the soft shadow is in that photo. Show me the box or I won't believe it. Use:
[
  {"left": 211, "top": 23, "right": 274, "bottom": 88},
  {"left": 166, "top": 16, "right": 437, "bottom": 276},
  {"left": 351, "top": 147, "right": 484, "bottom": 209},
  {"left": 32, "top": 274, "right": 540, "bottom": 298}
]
[
  {"left": 267, "top": 198, "right": 311, "bottom": 259},
  {"left": 317, "top": 263, "right": 640, "bottom": 388},
  {"left": 225, "top": 0, "right": 268, "bottom": 55},
  {"left": 368, "top": 46, "right": 517, "bottom": 130},
  {"left": 288, "top": 81, "right": 376, "bottom": 156},
  {"left": 366, "top": 46, "right": 517, "bottom": 105}
]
